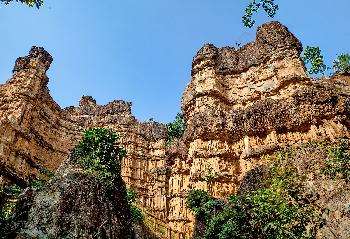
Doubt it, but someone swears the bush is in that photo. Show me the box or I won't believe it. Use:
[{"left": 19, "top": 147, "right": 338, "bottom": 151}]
[
  {"left": 0, "top": 184, "right": 24, "bottom": 239},
  {"left": 323, "top": 141, "right": 350, "bottom": 181},
  {"left": 189, "top": 156, "right": 323, "bottom": 239},
  {"left": 204, "top": 196, "right": 252, "bottom": 239},
  {"left": 186, "top": 189, "right": 225, "bottom": 225},
  {"left": 126, "top": 189, "right": 144, "bottom": 223},
  {"left": 302, "top": 46, "right": 327, "bottom": 75},
  {"left": 333, "top": 54, "right": 350, "bottom": 74},
  {"left": 73, "top": 128, "right": 127, "bottom": 190},
  {"left": 166, "top": 113, "right": 185, "bottom": 144}
]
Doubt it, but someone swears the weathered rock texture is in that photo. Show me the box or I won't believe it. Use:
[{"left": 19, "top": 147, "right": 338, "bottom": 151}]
[
  {"left": 1, "top": 21, "right": 350, "bottom": 238},
  {"left": 0, "top": 47, "right": 80, "bottom": 186},
  {"left": 17, "top": 156, "right": 133, "bottom": 239},
  {"left": 0, "top": 47, "right": 171, "bottom": 237},
  {"left": 174, "top": 21, "right": 350, "bottom": 237}
]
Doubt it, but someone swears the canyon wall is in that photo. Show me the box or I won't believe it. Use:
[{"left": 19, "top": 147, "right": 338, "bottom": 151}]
[
  {"left": 0, "top": 47, "right": 171, "bottom": 237},
  {"left": 1, "top": 21, "right": 350, "bottom": 238},
  {"left": 171, "top": 21, "right": 350, "bottom": 237},
  {"left": 0, "top": 47, "right": 80, "bottom": 186},
  {"left": 182, "top": 21, "right": 350, "bottom": 195}
]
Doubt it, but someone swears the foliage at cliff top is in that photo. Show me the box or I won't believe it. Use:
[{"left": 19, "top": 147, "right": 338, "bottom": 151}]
[
  {"left": 302, "top": 46, "right": 327, "bottom": 75},
  {"left": 333, "top": 54, "right": 350, "bottom": 74},
  {"left": 243, "top": 0, "right": 279, "bottom": 28},
  {"left": 166, "top": 113, "right": 185, "bottom": 144},
  {"left": 73, "top": 128, "right": 127, "bottom": 190},
  {"left": 0, "top": 0, "right": 42, "bottom": 8}
]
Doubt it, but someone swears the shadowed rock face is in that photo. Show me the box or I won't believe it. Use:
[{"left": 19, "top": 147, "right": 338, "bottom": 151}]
[{"left": 16, "top": 157, "right": 133, "bottom": 239}]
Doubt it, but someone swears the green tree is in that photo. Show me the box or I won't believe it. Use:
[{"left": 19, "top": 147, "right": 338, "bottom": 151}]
[
  {"left": 186, "top": 189, "right": 225, "bottom": 224},
  {"left": 333, "top": 54, "right": 350, "bottom": 74},
  {"left": 302, "top": 46, "right": 327, "bottom": 75},
  {"left": 188, "top": 155, "right": 324, "bottom": 239},
  {"left": 243, "top": 0, "right": 279, "bottom": 28},
  {"left": 73, "top": 128, "right": 127, "bottom": 190},
  {"left": 0, "top": 0, "right": 43, "bottom": 8},
  {"left": 166, "top": 113, "right": 185, "bottom": 144}
]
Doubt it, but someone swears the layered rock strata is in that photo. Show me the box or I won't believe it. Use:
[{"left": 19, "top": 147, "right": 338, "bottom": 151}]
[
  {"left": 1, "top": 21, "right": 350, "bottom": 239},
  {"left": 181, "top": 21, "right": 350, "bottom": 197},
  {"left": 0, "top": 47, "right": 170, "bottom": 237},
  {"left": 167, "top": 21, "right": 350, "bottom": 236},
  {"left": 0, "top": 47, "right": 80, "bottom": 186}
]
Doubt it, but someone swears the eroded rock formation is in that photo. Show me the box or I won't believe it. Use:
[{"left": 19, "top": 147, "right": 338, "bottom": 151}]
[
  {"left": 1, "top": 21, "right": 350, "bottom": 238},
  {"left": 170, "top": 21, "right": 350, "bottom": 236},
  {"left": 0, "top": 47, "right": 80, "bottom": 186},
  {"left": 182, "top": 21, "right": 350, "bottom": 195},
  {"left": 17, "top": 156, "right": 133, "bottom": 239}
]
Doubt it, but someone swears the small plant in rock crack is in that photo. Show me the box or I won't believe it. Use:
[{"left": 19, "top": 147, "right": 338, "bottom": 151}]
[{"left": 73, "top": 128, "right": 127, "bottom": 190}]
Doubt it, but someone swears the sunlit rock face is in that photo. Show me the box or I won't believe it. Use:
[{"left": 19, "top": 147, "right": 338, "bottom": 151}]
[
  {"left": 182, "top": 21, "right": 350, "bottom": 194},
  {"left": 0, "top": 47, "right": 80, "bottom": 186},
  {"left": 1, "top": 21, "right": 350, "bottom": 238},
  {"left": 0, "top": 47, "right": 169, "bottom": 237},
  {"left": 171, "top": 21, "right": 350, "bottom": 235}
]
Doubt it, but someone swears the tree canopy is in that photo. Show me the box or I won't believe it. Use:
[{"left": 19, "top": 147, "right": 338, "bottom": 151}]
[
  {"left": 243, "top": 0, "right": 279, "bottom": 28},
  {"left": 0, "top": 0, "right": 43, "bottom": 8}
]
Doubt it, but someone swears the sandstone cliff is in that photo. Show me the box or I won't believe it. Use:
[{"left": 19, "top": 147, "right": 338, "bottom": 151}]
[
  {"left": 0, "top": 47, "right": 80, "bottom": 186},
  {"left": 181, "top": 21, "right": 350, "bottom": 196},
  {"left": 1, "top": 21, "right": 350, "bottom": 239},
  {"left": 168, "top": 21, "right": 350, "bottom": 237}
]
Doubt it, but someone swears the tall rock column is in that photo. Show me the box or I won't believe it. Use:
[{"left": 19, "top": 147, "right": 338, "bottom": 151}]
[
  {"left": 181, "top": 21, "right": 350, "bottom": 198},
  {"left": 0, "top": 47, "right": 80, "bottom": 185}
]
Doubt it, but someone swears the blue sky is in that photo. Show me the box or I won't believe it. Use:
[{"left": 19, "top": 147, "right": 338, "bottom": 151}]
[{"left": 0, "top": 0, "right": 349, "bottom": 123}]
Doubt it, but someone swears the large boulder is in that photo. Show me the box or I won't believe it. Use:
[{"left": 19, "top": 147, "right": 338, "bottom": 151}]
[{"left": 16, "top": 157, "right": 133, "bottom": 239}]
